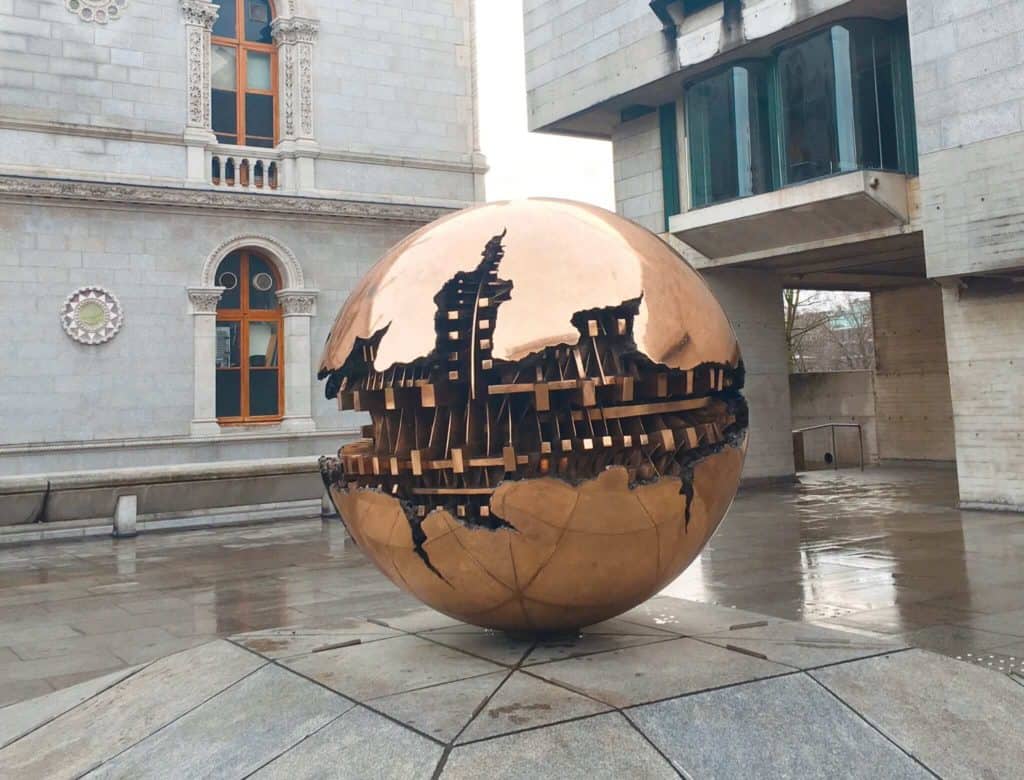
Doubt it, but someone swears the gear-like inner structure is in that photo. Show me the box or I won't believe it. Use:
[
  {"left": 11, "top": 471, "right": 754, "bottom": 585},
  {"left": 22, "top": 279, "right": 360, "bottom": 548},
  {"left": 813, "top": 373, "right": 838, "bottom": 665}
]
[{"left": 320, "top": 231, "right": 747, "bottom": 560}]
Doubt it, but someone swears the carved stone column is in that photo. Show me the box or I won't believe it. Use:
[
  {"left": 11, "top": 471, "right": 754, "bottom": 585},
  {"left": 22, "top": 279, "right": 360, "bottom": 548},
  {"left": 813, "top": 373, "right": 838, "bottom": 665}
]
[
  {"left": 181, "top": 0, "right": 219, "bottom": 182},
  {"left": 277, "top": 288, "right": 319, "bottom": 431},
  {"left": 272, "top": 17, "right": 320, "bottom": 192},
  {"left": 188, "top": 286, "right": 224, "bottom": 435}
]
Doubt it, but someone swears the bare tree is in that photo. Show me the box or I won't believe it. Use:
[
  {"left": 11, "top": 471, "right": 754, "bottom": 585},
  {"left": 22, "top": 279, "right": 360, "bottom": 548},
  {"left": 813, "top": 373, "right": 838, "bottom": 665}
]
[{"left": 783, "top": 289, "right": 832, "bottom": 372}]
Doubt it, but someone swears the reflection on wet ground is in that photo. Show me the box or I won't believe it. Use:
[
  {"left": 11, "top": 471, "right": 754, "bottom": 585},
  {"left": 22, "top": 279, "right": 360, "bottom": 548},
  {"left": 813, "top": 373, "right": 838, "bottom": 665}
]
[
  {"left": 1, "top": 464, "right": 1022, "bottom": 707},
  {"left": 664, "top": 465, "right": 1024, "bottom": 672}
]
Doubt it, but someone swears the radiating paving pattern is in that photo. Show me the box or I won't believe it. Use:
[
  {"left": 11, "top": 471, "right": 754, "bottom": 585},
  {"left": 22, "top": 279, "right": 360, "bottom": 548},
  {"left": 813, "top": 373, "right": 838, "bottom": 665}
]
[
  {"left": 3, "top": 465, "right": 1024, "bottom": 709},
  {"left": 2, "top": 598, "right": 1021, "bottom": 779}
]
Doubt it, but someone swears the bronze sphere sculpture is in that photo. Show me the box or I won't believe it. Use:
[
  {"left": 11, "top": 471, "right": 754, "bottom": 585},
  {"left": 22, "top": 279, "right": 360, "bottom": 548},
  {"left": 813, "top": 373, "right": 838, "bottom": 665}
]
[{"left": 319, "top": 199, "right": 748, "bottom": 631}]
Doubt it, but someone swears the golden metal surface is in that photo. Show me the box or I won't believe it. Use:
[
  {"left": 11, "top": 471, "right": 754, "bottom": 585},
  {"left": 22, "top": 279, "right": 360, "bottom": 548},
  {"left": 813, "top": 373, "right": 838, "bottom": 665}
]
[
  {"left": 319, "top": 199, "right": 748, "bottom": 631},
  {"left": 319, "top": 199, "right": 740, "bottom": 375}
]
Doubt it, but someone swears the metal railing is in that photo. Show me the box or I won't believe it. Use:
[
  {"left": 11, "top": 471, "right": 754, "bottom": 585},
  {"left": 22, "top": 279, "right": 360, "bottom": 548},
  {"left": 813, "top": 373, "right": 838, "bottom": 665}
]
[{"left": 792, "top": 422, "right": 865, "bottom": 471}]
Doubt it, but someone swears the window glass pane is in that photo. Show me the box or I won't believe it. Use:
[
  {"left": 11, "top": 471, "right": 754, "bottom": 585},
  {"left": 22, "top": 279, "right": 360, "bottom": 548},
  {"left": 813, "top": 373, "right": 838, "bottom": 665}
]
[
  {"left": 779, "top": 30, "right": 840, "bottom": 184},
  {"left": 686, "top": 64, "right": 772, "bottom": 207},
  {"left": 215, "top": 320, "right": 241, "bottom": 367},
  {"left": 211, "top": 0, "right": 236, "bottom": 39},
  {"left": 216, "top": 370, "right": 242, "bottom": 417},
  {"left": 244, "top": 93, "right": 274, "bottom": 144},
  {"left": 249, "top": 370, "right": 279, "bottom": 416},
  {"left": 248, "top": 321, "right": 279, "bottom": 368},
  {"left": 212, "top": 90, "right": 237, "bottom": 142},
  {"left": 215, "top": 252, "right": 242, "bottom": 309},
  {"left": 247, "top": 254, "right": 278, "bottom": 309},
  {"left": 244, "top": 0, "right": 272, "bottom": 43},
  {"left": 212, "top": 45, "right": 237, "bottom": 90},
  {"left": 247, "top": 51, "right": 272, "bottom": 90},
  {"left": 850, "top": 25, "right": 899, "bottom": 171}
]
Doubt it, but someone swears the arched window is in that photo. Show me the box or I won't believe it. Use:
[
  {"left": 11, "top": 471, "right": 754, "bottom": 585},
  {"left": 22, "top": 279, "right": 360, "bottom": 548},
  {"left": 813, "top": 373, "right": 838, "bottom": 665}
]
[
  {"left": 214, "top": 250, "right": 283, "bottom": 422},
  {"left": 210, "top": 0, "right": 276, "bottom": 147}
]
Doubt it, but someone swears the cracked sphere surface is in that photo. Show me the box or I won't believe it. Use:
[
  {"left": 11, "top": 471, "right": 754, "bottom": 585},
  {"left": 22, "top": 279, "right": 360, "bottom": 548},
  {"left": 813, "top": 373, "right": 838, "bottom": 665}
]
[{"left": 318, "top": 199, "right": 749, "bottom": 631}]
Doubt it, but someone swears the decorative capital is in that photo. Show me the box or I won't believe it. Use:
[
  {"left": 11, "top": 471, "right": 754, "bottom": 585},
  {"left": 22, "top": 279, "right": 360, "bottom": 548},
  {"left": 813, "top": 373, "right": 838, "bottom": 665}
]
[
  {"left": 188, "top": 286, "right": 224, "bottom": 314},
  {"left": 65, "top": 0, "right": 128, "bottom": 24},
  {"left": 276, "top": 288, "right": 318, "bottom": 316},
  {"left": 180, "top": 0, "right": 218, "bottom": 28},
  {"left": 272, "top": 16, "right": 320, "bottom": 45}
]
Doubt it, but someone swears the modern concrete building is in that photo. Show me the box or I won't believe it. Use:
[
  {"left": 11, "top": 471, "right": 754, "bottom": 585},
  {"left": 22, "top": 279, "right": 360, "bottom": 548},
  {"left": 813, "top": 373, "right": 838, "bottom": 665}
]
[
  {"left": 0, "top": 0, "right": 484, "bottom": 533},
  {"left": 523, "top": 0, "right": 1024, "bottom": 511}
]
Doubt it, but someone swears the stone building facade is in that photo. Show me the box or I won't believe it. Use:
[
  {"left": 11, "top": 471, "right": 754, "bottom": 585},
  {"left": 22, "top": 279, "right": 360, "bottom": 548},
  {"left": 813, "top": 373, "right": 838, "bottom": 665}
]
[
  {"left": 0, "top": 0, "right": 483, "bottom": 525},
  {"left": 523, "top": 0, "right": 1024, "bottom": 510}
]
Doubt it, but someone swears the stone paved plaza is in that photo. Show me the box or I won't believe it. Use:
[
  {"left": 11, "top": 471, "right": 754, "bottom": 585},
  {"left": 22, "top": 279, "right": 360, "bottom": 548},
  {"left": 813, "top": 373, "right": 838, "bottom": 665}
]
[
  {"left": 1, "top": 598, "right": 1022, "bottom": 778},
  {"left": 3, "top": 465, "right": 1024, "bottom": 708},
  {"left": 2, "top": 465, "right": 1024, "bottom": 776}
]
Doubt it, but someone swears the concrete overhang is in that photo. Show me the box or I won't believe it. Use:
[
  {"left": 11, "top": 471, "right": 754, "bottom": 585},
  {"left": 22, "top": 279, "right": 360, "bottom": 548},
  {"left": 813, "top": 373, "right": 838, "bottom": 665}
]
[{"left": 669, "top": 170, "right": 911, "bottom": 260}]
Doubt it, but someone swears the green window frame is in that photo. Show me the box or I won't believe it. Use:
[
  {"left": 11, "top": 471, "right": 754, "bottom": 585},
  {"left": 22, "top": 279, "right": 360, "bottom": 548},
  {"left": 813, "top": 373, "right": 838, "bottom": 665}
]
[{"left": 675, "top": 17, "right": 919, "bottom": 210}]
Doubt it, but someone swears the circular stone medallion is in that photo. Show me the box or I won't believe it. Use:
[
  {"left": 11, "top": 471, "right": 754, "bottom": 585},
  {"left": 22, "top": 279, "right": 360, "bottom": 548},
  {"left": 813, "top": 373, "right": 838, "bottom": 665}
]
[{"left": 60, "top": 287, "right": 124, "bottom": 345}]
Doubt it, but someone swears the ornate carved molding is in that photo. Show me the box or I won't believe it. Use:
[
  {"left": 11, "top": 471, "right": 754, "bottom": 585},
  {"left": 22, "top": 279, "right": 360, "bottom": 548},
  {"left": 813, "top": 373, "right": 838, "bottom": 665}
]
[
  {"left": 181, "top": 0, "right": 218, "bottom": 133},
  {"left": 0, "top": 176, "right": 456, "bottom": 224},
  {"left": 60, "top": 286, "right": 124, "bottom": 343},
  {"left": 271, "top": 16, "right": 319, "bottom": 45},
  {"left": 277, "top": 289, "right": 319, "bottom": 316},
  {"left": 187, "top": 286, "right": 224, "bottom": 314},
  {"left": 180, "top": 0, "right": 217, "bottom": 28},
  {"left": 272, "top": 17, "right": 319, "bottom": 143},
  {"left": 201, "top": 235, "right": 305, "bottom": 289},
  {"left": 65, "top": 0, "right": 128, "bottom": 24}
]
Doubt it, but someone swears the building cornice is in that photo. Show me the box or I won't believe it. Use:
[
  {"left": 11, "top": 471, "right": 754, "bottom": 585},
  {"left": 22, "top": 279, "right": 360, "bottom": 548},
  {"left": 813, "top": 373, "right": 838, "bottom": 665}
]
[
  {"left": 0, "top": 116, "right": 487, "bottom": 175},
  {"left": 0, "top": 175, "right": 456, "bottom": 224}
]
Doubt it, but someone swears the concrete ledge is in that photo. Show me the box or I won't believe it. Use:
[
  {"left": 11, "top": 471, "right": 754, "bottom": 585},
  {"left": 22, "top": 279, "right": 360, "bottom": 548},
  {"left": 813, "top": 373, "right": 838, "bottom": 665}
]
[
  {"left": 669, "top": 171, "right": 911, "bottom": 260},
  {"left": 959, "top": 500, "right": 1024, "bottom": 514},
  {"left": 0, "top": 499, "right": 322, "bottom": 547},
  {"left": 0, "top": 457, "right": 323, "bottom": 528}
]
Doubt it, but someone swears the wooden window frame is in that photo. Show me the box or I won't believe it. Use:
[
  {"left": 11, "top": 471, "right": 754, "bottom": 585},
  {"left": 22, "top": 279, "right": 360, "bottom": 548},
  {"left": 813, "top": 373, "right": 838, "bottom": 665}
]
[
  {"left": 216, "top": 251, "right": 285, "bottom": 424},
  {"left": 212, "top": 0, "right": 278, "bottom": 148}
]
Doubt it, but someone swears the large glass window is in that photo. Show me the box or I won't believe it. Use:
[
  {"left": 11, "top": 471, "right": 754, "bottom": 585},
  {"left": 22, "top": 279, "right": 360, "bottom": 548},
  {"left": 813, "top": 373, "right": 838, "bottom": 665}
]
[
  {"left": 211, "top": 0, "right": 276, "bottom": 147},
  {"left": 215, "top": 250, "right": 282, "bottom": 422},
  {"left": 778, "top": 20, "right": 914, "bottom": 184},
  {"left": 682, "top": 18, "right": 917, "bottom": 208},
  {"left": 687, "top": 63, "right": 774, "bottom": 208}
]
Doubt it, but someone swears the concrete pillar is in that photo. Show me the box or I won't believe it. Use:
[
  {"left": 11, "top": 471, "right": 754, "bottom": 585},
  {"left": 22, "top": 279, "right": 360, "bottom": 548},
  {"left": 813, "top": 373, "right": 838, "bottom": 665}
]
[
  {"left": 871, "top": 284, "right": 954, "bottom": 462},
  {"left": 113, "top": 495, "right": 138, "bottom": 538},
  {"left": 187, "top": 287, "right": 224, "bottom": 436},
  {"left": 702, "top": 267, "right": 795, "bottom": 482},
  {"left": 276, "top": 289, "right": 318, "bottom": 432},
  {"left": 941, "top": 283, "right": 1024, "bottom": 511}
]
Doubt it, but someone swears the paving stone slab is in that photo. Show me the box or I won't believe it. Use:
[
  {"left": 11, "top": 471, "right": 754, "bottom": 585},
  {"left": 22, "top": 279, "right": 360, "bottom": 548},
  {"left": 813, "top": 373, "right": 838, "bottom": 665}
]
[
  {"left": 697, "top": 619, "right": 902, "bottom": 669},
  {"left": 527, "top": 636, "right": 790, "bottom": 707},
  {"left": 419, "top": 628, "right": 535, "bottom": 666},
  {"left": 0, "top": 666, "right": 142, "bottom": 748},
  {"left": 457, "top": 670, "right": 610, "bottom": 743},
  {"left": 86, "top": 664, "right": 352, "bottom": 779},
  {"left": 812, "top": 649, "right": 1024, "bottom": 779},
  {"left": 0, "top": 640, "right": 265, "bottom": 779},
  {"left": 282, "top": 634, "right": 505, "bottom": 701},
  {"left": 253, "top": 705, "right": 444, "bottom": 779},
  {"left": 620, "top": 596, "right": 780, "bottom": 636},
  {"left": 231, "top": 621, "right": 402, "bottom": 659},
  {"left": 523, "top": 631, "right": 674, "bottom": 665},
  {"left": 372, "top": 608, "right": 464, "bottom": 634},
  {"left": 371, "top": 672, "right": 507, "bottom": 743},
  {"left": 627, "top": 673, "right": 931, "bottom": 779},
  {"left": 441, "top": 712, "right": 677, "bottom": 779}
]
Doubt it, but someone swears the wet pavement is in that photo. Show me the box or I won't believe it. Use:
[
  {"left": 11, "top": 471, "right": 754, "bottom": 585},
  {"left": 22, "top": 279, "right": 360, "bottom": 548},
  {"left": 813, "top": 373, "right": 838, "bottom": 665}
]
[{"left": 1, "top": 464, "right": 1023, "bottom": 707}]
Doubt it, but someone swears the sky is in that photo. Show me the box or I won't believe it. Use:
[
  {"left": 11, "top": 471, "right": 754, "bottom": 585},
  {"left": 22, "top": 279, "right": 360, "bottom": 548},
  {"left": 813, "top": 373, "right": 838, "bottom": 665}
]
[{"left": 474, "top": 1, "right": 615, "bottom": 208}]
